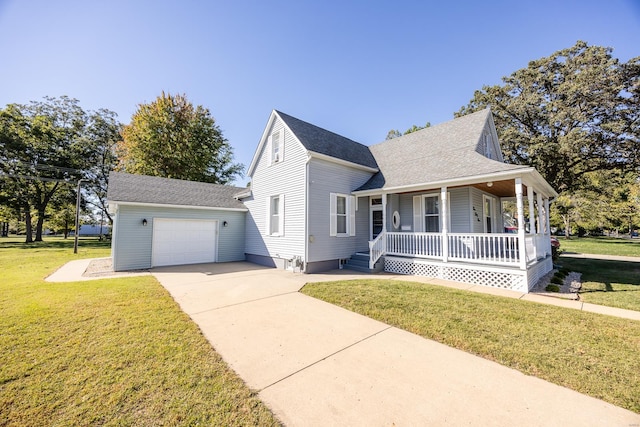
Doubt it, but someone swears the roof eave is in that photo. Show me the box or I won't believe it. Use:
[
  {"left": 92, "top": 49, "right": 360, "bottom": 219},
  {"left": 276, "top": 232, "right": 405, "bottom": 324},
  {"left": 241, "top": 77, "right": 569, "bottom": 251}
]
[
  {"left": 309, "top": 151, "right": 379, "bottom": 173},
  {"left": 352, "top": 167, "right": 556, "bottom": 197},
  {"left": 107, "top": 200, "right": 248, "bottom": 212}
]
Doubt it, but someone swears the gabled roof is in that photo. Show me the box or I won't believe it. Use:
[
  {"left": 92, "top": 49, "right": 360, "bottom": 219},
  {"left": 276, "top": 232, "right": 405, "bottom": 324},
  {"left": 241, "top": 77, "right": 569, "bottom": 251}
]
[
  {"left": 247, "top": 110, "right": 378, "bottom": 176},
  {"left": 275, "top": 111, "right": 378, "bottom": 169},
  {"left": 356, "top": 109, "right": 529, "bottom": 192},
  {"left": 107, "top": 172, "right": 247, "bottom": 210}
]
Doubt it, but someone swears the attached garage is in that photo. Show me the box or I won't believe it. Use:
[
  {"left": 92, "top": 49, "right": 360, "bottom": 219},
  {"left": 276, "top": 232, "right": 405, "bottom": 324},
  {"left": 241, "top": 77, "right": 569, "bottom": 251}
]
[
  {"left": 152, "top": 218, "right": 218, "bottom": 267},
  {"left": 107, "top": 172, "right": 247, "bottom": 272}
]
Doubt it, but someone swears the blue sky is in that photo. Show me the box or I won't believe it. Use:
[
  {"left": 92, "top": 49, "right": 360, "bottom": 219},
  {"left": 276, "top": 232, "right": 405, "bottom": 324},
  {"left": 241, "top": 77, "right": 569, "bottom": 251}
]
[{"left": 1, "top": 0, "right": 638, "bottom": 185}]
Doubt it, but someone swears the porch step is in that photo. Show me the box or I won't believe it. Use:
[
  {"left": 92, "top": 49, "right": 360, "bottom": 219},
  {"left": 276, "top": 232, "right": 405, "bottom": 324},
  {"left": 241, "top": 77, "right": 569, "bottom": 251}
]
[{"left": 343, "top": 252, "right": 384, "bottom": 274}]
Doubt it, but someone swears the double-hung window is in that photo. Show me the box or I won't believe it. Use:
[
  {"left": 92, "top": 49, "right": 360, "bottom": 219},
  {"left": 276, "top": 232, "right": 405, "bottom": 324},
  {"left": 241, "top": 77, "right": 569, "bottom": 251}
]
[
  {"left": 266, "top": 194, "right": 284, "bottom": 236},
  {"left": 424, "top": 195, "right": 440, "bottom": 232},
  {"left": 330, "top": 193, "right": 355, "bottom": 236},
  {"left": 270, "top": 130, "right": 283, "bottom": 164},
  {"left": 413, "top": 193, "right": 449, "bottom": 232}
]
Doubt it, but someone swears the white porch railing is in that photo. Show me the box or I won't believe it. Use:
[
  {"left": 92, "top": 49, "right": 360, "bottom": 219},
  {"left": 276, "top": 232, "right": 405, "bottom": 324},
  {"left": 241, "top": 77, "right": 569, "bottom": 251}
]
[
  {"left": 374, "top": 232, "right": 549, "bottom": 268},
  {"left": 369, "top": 231, "right": 386, "bottom": 269}
]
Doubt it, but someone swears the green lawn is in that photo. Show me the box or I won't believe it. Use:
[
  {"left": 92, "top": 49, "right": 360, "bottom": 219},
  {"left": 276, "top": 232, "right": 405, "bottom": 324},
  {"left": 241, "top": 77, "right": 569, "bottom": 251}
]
[
  {"left": 0, "top": 237, "right": 279, "bottom": 426},
  {"left": 301, "top": 279, "right": 640, "bottom": 414},
  {"left": 558, "top": 257, "right": 640, "bottom": 311},
  {"left": 558, "top": 236, "right": 640, "bottom": 257}
]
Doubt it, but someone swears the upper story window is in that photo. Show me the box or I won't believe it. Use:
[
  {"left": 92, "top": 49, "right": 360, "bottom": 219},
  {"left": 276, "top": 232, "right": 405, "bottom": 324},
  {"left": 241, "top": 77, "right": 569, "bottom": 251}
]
[
  {"left": 270, "top": 130, "right": 283, "bottom": 164},
  {"left": 484, "top": 132, "right": 493, "bottom": 160}
]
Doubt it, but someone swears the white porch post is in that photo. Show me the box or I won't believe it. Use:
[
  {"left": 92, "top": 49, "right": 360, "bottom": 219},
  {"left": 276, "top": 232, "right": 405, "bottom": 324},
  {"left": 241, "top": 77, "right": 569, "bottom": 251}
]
[
  {"left": 441, "top": 187, "right": 448, "bottom": 262},
  {"left": 515, "top": 178, "right": 527, "bottom": 270},
  {"left": 527, "top": 188, "right": 537, "bottom": 260},
  {"left": 545, "top": 198, "right": 551, "bottom": 235},
  {"left": 528, "top": 188, "right": 536, "bottom": 234},
  {"left": 536, "top": 193, "right": 544, "bottom": 235},
  {"left": 381, "top": 193, "right": 387, "bottom": 233}
]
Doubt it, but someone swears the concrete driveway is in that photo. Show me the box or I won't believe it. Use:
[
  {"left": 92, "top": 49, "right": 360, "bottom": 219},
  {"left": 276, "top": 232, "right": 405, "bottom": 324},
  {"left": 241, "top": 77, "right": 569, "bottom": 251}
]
[{"left": 152, "top": 261, "right": 639, "bottom": 426}]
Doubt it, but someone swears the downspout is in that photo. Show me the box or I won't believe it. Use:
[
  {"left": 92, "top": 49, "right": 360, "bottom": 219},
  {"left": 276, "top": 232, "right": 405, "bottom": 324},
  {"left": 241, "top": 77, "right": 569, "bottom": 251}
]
[{"left": 304, "top": 157, "right": 310, "bottom": 273}]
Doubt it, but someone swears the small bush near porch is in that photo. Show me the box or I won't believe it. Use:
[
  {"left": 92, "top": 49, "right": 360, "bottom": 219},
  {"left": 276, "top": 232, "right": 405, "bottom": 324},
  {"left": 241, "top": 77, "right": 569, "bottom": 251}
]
[
  {"left": 0, "top": 237, "right": 278, "bottom": 426},
  {"left": 301, "top": 279, "right": 640, "bottom": 414}
]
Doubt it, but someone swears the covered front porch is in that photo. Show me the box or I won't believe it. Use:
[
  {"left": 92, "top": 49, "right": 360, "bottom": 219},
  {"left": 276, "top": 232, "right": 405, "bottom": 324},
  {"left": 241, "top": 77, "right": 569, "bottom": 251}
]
[{"left": 357, "top": 173, "right": 556, "bottom": 293}]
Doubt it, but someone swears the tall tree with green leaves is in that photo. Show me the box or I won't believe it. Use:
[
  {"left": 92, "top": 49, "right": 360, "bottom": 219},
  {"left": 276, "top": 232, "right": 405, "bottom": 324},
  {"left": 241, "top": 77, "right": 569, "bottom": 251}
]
[
  {"left": 1, "top": 97, "right": 86, "bottom": 241},
  {"left": 457, "top": 41, "right": 639, "bottom": 194},
  {"left": 117, "top": 92, "right": 243, "bottom": 184},
  {"left": 84, "top": 109, "right": 121, "bottom": 224}
]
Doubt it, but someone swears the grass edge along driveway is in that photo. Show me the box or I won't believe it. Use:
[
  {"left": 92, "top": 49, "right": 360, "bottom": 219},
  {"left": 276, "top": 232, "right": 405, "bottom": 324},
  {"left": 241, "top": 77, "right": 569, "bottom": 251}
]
[
  {"left": 0, "top": 238, "right": 280, "bottom": 426},
  {"left": 301, "top": 279, "right": 640, "bottom": 414}
]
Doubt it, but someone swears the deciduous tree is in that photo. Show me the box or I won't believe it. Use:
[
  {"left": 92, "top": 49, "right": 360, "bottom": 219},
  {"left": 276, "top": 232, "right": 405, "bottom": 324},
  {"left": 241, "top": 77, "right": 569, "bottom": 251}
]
[
  {"left": 457, "top": 41, "right": 639, "bottom": 194},
  {"left": 117, "top": 92, "right": 243, "bottom": 184}
]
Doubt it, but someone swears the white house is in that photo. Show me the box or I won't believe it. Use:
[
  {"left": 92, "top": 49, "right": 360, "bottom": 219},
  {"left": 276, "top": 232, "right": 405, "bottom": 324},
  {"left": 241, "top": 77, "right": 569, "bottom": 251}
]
[{"left": 107, "top": 109, "right": 557, "bottom": 293}]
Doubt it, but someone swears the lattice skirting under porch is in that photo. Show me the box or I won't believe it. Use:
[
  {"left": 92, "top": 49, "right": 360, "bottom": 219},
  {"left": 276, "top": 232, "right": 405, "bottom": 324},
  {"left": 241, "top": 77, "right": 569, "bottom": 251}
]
[{"left": 383, "top": 257, "right": 552, "bottom": 293}]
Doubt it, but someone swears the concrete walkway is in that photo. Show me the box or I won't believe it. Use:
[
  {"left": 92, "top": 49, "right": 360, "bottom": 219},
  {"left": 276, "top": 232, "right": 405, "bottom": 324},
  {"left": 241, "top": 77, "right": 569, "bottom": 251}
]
[
  {"left": 562, "top": 251, "right": 640, "bottom": 263},
  {"left": 150, "top": 262, "right": 639, "bottom": 426},
  {"left": 47, "top": 259, "right": 640, "bottom": 425}
]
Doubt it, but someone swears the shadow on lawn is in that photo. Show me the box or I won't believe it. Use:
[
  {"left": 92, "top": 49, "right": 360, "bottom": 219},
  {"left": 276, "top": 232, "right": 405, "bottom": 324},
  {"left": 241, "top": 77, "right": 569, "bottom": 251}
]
[
  {"left": 0, "top": 237, "right": 110, "bottom": 250},
  {"left": 559, "top": 256, "right": 640, "bottom": 294}
]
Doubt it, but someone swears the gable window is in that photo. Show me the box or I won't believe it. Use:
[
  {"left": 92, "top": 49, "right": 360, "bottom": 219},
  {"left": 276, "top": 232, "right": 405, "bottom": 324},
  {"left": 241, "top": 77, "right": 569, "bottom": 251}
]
[
  {"left": 330, "top": 193, "right": 356, "bottom": 237},
  {"left": 270, "top": 130, "right": 284, "bottom": 164},
  {"left": 484, "top": 132, "right": 493, "bottom": 160},
  {"left": 265, "top": 194, "right": 284, "bottom": 236}
]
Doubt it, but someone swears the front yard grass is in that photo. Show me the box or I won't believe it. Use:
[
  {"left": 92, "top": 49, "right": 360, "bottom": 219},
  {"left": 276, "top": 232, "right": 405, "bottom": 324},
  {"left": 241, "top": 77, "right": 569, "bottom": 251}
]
[
  {"left": 301, "top": 279, "right": 640, "bottom": 414},
  {"left": 0, "top": 237, "right": 279, "bottom": 426},
  {"left": 558, "top": 257, "right": 640, "bottom": 312},
  {"left": 558, "top": 236, "right": 640, "bottom": 257}
]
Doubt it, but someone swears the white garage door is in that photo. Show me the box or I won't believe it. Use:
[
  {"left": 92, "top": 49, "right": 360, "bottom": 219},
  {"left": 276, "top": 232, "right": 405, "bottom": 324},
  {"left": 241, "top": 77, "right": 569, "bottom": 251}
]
[{"left": 152, "top": 218, "right": 218, "bottom": 267}]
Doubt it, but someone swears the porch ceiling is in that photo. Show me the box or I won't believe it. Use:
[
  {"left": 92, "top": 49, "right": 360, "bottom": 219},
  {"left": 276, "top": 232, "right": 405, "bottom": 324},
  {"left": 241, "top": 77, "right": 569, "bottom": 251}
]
[{"left": 470, "top": 179, "right": 518, "bottom": 198}]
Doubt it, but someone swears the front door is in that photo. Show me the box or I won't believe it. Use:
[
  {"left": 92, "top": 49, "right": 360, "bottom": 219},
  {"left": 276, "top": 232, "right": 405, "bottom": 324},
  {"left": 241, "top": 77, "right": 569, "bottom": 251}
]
[{"left": 371, "top": 209, "right": 383, "bottom": 240}]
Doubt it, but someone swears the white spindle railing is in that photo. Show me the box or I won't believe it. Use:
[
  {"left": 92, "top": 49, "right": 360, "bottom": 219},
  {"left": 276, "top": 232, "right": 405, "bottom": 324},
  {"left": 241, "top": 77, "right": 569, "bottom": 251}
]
[
  {"left": 382, "top": 232, "right": 524, "bottom": 266},
  {"left": 386, "top": 232, "right": 442, "bottom": 259},
  {"left": 369, "top": 232, "right": 386, "bottom": 269},
  {"left": 447, "top": 233, "right": 521, "bottom": 265}
]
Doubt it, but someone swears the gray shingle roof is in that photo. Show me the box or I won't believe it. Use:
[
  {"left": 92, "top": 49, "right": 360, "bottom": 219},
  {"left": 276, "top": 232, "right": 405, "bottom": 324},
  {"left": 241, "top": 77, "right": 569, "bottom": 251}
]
[
  {"left": 356, "top": 109, "right": 528, "bottom": 191},
  {"left": 276, "top": 110, "right": 378, "bottom": 169},
  {"left": 107, "top": 172, "right": 247, "bottom": 210}
]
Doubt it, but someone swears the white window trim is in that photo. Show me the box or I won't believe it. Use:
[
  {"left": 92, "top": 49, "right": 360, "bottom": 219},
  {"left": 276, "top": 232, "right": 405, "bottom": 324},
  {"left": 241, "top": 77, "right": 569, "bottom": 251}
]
[
  {"left": 330, "top": 193, "right": 356, "bottom": 237},
  {"left": 269, "top": 129, "right": 284, "bottom": 166},
  {"left": 413, "top": 193, "right": 450, "bottom": 233},
  {"left": 483, "top": 194, "right": 496, "bottom": 233},
  {"left": 265, "top": 194, "right": 285, "bottom": 236}
]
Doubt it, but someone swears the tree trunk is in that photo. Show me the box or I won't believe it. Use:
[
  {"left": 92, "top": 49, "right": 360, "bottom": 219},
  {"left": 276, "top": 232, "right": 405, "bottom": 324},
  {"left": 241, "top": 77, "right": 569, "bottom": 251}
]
[
  {"left": 35, "top": 210, "right": 45, "bottom": 242},
  {"left": 24, "top": 205, "right": 33, "bottom": 243}
]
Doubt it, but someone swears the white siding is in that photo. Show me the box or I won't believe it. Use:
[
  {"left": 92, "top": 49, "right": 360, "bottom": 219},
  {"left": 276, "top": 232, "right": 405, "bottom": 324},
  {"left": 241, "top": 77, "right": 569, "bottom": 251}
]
[
  {"left": 450, "top": 188, "right": 471, "bottom": 233},
  {"left": 112, "top": 204, "right": 246, "bottom": 271},
  {"left": 244, "top": 116, "right": 307, "bottom": 263},
  {"left": 471, "top": 187, "right": 485, "bottom": 233},
  {"left": 307, "top": 158, "right": 374, "bottom": 262}
]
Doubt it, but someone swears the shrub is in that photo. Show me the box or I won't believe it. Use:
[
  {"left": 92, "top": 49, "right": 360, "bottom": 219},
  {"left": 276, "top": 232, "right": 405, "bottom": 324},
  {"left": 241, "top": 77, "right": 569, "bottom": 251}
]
[
  {"left": 546, "top": 284, "right": 560, "bottom": 292},
  {"left": 551, "top": 276, "right": 564, "bottom": 285},
  {"left": 555, "top": 270, "right": 567, "bottom": 279}
]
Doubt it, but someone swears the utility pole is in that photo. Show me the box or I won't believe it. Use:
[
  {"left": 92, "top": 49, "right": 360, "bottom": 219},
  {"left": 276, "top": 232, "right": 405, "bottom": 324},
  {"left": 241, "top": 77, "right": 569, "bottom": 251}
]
[{"left": 74, "top": 179, "right": 87, "bottom": 254}]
